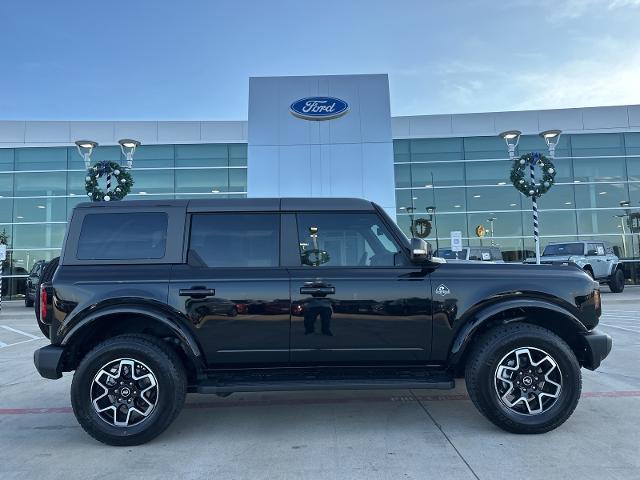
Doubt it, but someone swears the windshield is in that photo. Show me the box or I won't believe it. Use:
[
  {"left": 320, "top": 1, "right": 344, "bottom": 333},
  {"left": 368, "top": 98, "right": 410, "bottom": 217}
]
[
  {"left": 435, "top": 249, "right": 466, "bottom": 259},
  {"left": 542, "top": 243, "right": 584, "bottom": 256}
]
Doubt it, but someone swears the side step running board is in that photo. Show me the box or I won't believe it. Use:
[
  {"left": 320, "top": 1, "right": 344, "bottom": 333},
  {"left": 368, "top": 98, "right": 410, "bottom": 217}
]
[{"left": 194, "top": 368, "right": 455, "bottom": 394}]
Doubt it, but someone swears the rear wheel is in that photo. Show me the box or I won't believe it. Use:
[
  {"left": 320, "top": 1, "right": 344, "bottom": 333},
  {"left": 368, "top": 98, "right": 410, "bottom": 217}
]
[
  {"left": 465, "top": 323, "right": 581, "bottom": 434},
  {"left": 71, "top": 334, "right": 186, "bottom": 446},
  {"left": 608, "top": 268, "right": 625, "bottom": 293}
]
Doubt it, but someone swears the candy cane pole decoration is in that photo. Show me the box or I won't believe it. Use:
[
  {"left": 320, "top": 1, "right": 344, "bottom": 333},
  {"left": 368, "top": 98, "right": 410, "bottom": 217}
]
[
  {"left": 530, "top": 154, "right": 541, "bottom": 265},
  {"left": 106, "top": 172, "right": 112, "bottom": 199}
]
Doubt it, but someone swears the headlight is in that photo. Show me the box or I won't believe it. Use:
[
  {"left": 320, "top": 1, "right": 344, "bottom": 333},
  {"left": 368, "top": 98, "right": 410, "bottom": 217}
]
[{"left": 593, "top": 288, "right": 601, "bottom": 313}]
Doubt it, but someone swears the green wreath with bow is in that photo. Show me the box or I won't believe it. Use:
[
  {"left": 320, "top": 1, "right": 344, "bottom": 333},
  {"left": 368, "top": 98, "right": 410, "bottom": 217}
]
[
  {"left": 85, "top": 161, "right": 134, "bottom": 201},
  {"left": 510, "top": 152, "right": 556, "bottom": 197},
  {"left": 411, "top": 218, "right": 432, "bottom": 238}
]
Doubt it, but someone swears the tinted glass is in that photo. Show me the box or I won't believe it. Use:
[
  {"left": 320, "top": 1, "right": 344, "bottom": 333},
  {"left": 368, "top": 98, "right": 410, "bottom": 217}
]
[
  {"left": 190, "top": 214, "right": 279, "bottom": 267},
  {"left": 77, "top": 212, "right": 168, "bottom": 260},
  {"left": 296, "top": 213, "right": 401, "bottom": 267}
]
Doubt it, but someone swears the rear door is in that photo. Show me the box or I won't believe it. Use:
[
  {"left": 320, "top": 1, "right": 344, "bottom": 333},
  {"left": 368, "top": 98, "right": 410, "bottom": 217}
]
[
  {"left": 285, "top": 211, "right": 433, "bottom": 364},
  {"left": 169, "top": 210, "right": 290, "bottom": 366}
]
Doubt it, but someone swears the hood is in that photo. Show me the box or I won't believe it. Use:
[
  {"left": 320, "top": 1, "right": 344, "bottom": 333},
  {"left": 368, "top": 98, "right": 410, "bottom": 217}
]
[{"left": 525, "top": 255, "right": 575, "bottom": 264}]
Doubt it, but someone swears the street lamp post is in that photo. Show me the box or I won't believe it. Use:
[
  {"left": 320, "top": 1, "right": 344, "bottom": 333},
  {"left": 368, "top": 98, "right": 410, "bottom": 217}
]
[
  {"left": 118, "top": 139, "right": 141, "bottom": 169},
  {"left": 537, "top": 130, "right": 563, "bottom": 263},
  {"left": 499, "top": 130, "right": 524, "bottom": 257},
  {"left": 426, "top": 206, "right": 439, "bottom": 250},
  {"left": 617, "top": 200, "right": 631, "bottom": 257},
  {"left": 487, "top": 217, "right": 497, "bottom": 245},
  {"left": 74, "top": 140, "right": 98, "bottom": 169}
]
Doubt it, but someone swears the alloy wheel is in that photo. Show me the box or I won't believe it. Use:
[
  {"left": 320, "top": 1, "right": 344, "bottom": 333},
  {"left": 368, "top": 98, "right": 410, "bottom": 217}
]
[
  {"left": 494, "top": 347, "right": 562, "bottom": 415},
  {"left": 90, "top": 358, "right": 159, "bottom": 427}
]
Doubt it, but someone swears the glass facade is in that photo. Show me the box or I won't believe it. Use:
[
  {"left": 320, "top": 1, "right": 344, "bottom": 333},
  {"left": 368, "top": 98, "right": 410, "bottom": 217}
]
[
  {"left": 0, "top": 143, "right": 247, "bottom": 298},
  {"left": 3, "top": 130, "right": 640, "bottom": 298},
  {"left": 394, "top": 132, "right": 640, "bottom": 270}
]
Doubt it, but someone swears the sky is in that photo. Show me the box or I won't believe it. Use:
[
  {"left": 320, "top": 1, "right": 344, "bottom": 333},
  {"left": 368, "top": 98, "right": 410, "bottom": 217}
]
[{"left": 1, "top": 0, "right": 640, "bottom": 120}]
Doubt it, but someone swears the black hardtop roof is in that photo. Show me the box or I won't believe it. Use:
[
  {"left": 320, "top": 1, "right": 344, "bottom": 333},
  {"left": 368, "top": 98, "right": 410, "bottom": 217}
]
[{"left": 74, "top": 197, "right": 377, "bottom": 212}]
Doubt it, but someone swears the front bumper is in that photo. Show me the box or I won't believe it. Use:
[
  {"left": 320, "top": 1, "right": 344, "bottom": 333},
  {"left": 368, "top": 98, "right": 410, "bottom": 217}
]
[
  {"left": 579, "top": 329, "right": 612, "bottom": 370},
  {"left": 33, "top": 345, "right": 64, "bottom": 379}
]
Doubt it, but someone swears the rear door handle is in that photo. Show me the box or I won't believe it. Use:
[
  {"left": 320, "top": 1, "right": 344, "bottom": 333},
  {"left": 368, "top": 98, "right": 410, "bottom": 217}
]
[
  {"left": 179, "top": 287, "right": 216, "bottom": 298},
  {"left": 300, "top": 286, "right": 335, "bottom": 295}
]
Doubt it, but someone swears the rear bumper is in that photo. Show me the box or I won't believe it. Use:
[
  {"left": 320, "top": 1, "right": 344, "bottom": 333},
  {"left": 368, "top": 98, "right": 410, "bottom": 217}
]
[
  {"left": 33, "top": 345, "right": 64, "bottom": 379},
  {"left": 579, "top": 329, "right": 612, "bottom": 370}
]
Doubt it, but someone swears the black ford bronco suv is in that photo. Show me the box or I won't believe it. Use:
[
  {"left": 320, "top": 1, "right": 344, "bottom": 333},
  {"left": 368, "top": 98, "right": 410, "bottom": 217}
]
[{"left": 34, "top": 198, "right": 611, "bottom": 446}]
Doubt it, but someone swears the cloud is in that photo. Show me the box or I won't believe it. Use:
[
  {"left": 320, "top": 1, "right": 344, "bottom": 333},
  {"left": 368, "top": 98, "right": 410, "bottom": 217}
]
[
  {"left": 512, "top": 39, "right": 640, "bottom": 110},
  {"left": 544, "top": 0, "right": 640, "bottom": 22}
]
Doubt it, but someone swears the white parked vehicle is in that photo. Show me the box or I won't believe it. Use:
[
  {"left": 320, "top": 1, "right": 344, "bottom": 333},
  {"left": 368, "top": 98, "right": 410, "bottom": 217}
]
[{"left": 525, "top": 241, "right": 625, "bottom": 293}]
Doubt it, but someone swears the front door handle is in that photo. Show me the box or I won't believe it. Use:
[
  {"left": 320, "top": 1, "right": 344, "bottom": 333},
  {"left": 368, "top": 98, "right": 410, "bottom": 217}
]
[
  {"left": 179, "top": 287, "right": 216, "bottom": 298},
  {"left": 300, "top": 286, "right": 335, "bottom": 295}
]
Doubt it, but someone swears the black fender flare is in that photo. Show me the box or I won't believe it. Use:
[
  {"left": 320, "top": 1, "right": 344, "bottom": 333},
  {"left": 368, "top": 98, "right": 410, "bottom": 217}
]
[
  {"left": 448, "top": 297, "right": 587, "bottom": 365},
  {"left": 60, "top": 302, "right": 205, "bottom": 370}
]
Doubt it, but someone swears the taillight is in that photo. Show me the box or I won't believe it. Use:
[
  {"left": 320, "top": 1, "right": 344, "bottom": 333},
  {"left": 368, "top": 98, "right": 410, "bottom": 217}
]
[{"left": 40, "top": 286, "right": 48, "bottom": 322}]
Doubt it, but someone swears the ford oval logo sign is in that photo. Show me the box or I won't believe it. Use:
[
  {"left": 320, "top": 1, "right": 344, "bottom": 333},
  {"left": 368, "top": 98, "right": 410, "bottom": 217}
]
[{"left": 290, "top": 96, "right": 349, "bottom": 121}]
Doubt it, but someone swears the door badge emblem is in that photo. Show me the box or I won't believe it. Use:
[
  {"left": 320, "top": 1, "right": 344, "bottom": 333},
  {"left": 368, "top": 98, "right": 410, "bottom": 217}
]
[{"left": 435, "top": 284, "right": 451, "bottom": 296}]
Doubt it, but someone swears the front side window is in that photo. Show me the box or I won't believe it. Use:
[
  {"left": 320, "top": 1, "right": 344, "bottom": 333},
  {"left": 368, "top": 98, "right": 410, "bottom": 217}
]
[
  {"left": 296, "top": 213, "right": 401, "bottom": 267},
  {"left": 189, "top": 213, "right": 279, "bottom": 268},
  {"left": 77, "top": 212, "right": 168, "bottom": 260}
]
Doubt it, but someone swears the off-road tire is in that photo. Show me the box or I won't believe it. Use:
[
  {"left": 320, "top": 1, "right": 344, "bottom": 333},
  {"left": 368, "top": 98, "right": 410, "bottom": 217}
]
[
  {"left": 608, "top": 268, "right": 625, "bottom": 293},
  {"left": 465, "top": 323, "right": 581, "bottom": 434},
  {"left": 71, "top": 334, "right": 186, "bottom": 446}
]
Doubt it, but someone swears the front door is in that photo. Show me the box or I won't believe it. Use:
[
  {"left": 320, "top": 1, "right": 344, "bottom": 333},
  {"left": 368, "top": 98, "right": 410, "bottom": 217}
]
[
  {"left": 169, "top": 212, "right": 290, "bottom": 366},
  {"left": 287, "top": 212, "right": 433, "bottom": 364}
]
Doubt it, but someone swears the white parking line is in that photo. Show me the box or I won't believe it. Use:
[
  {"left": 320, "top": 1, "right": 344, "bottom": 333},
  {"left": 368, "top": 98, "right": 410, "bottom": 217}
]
[
  {"left": 0, "top": 338, "right": 43, "bottom": 349},
  {"left": 599, "top": 323, "right": 640, "bottom": 333},
  {"left": 0, "top": 325, "right": 41, "bottom": 340}
]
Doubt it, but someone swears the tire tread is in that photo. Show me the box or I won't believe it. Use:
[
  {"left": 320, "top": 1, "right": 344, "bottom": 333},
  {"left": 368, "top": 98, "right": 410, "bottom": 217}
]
[
  {"left": 71, "top": 334, "right": 186, "bottom": 446},
  {"left": 465, "top": 323, "right": 581, "bottom": 434}
]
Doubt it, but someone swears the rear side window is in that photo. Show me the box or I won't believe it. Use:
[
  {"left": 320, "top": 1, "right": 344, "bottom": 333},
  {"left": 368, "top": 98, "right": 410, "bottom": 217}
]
[
  {"left": 189, "top": 213, "right": 279, "bottom": 267},
  {"left": 77, "top": 212, "right": 168, "bottom": 260}
]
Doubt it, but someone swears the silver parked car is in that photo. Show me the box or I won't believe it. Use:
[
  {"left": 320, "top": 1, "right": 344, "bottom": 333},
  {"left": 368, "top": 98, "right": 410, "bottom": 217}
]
[{"left": 525, "top": 240, "right": 625, "bottom": 293}]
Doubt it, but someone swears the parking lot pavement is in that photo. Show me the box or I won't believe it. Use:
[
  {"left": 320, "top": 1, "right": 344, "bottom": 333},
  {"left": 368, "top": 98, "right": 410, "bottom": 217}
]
[{"left": 0, "top": 292, "right": 639, "bottom": 480}]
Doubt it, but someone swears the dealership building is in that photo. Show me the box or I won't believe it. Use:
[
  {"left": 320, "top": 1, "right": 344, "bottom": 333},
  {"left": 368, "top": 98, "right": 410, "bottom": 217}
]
[{"left": 2, "top": 73, "right": 640, "bottom": 297}]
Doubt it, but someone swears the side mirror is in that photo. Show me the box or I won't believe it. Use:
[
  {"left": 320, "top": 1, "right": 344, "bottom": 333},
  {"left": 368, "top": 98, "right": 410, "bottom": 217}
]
[
  {"left": 586, "top": 249, "right": 598, "bottom": 256},
  {"left": 410, "top": 238, "right": 432, "bottom": 263}
]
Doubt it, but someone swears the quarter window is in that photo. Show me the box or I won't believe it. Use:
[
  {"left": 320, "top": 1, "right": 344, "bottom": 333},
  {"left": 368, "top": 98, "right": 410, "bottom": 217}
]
[
  {"left": 189, "top": 213, "right": 279, "bottom": 267},
  {"left": 296, "top": 213, "right": 401, "bottom": 267},
  {"left": 77, "top": 212, "right": 168, "bottom": 260}
]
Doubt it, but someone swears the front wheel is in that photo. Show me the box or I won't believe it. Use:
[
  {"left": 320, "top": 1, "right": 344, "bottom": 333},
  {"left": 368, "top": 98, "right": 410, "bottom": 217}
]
[
  {"left": 71, "top": 334, "right": 186, "bottom": 446},
  {"left": 465, "top": 323, "right": 581, "bottom": 434},
  {"left": 608, "top": 269, "right": 625, "bottom": 293}
]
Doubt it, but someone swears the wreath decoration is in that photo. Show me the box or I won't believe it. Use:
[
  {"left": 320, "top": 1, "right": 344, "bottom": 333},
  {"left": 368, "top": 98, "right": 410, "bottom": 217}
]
[
  {"left": 411, "top": 218, "right": 432, "bottom": 238},
  {"left": 510, "top": 152, "right": 556, "bottom": 198},
  {"left": 85, "top": 161, "right": 133, "bottom": 201}
]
